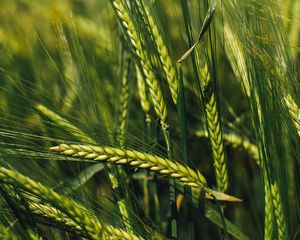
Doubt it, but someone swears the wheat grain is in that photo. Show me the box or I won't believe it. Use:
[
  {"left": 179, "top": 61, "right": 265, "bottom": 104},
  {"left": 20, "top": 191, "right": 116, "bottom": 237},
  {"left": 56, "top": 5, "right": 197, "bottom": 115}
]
[{"left": 116, "top": 54, "right": 136, "bottom": 233}]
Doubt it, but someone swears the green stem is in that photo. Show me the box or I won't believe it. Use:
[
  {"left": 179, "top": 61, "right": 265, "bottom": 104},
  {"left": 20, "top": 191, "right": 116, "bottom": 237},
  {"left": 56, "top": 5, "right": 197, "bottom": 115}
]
[{"left": 162, "top": 130, "right": 177, "bottom": 238}]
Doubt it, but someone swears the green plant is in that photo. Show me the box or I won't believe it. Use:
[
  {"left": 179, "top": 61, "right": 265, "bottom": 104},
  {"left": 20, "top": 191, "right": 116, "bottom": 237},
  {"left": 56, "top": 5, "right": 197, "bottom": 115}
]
[{"left": 0, "top": 0, "right": 299, "bottom": 239}]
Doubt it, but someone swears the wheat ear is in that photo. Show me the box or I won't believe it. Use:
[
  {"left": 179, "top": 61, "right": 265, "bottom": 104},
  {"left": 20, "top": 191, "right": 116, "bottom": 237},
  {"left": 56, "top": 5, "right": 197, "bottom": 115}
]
[
  {"left": 50, "top": 143, "right": 207, "bottom": 189},
  {"left": 141, "top": 0, "right": 179, "bottom": 104},
  {"left": 200, "top": 65, "right": 228, "bottom": 192},
  {"left": 0, "top": 166, "right": 142, "bottom": 240},
  {"left": 283, "top": 94, "right": 300, "bottom": 137},
  {"left": 111, "top": 0, "right": 168, "bottom": 130}
]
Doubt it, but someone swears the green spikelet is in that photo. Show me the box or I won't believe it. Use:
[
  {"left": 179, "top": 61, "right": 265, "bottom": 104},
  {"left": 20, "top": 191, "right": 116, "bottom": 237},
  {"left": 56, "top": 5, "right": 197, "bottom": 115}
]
[{"left": 200, "top": 65, "right": 228, "bottom": 192}]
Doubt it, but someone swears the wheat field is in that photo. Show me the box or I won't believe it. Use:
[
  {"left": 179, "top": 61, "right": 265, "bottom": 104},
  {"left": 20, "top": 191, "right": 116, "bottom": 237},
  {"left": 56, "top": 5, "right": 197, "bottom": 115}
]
[{"left": 0, "top": 0, "right": 299, "bottom": 239}]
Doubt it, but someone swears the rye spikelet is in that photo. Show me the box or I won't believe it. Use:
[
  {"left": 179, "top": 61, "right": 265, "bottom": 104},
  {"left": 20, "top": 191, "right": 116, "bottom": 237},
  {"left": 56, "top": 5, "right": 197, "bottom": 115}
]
[
  {"left": 0, "top": 166, "right": 142, "bottom": 240},
  {"left": 200, "top": 65, "right": 228, "bottom": 192},
  {"left": 111, "top": 0, "right": 168, "bottom": 130},
  {"left": 50, "top": 143, "right": 207, "bottom": 189},
  {"left": 141, "top": 0, "right": 179, "bottom": 104}
]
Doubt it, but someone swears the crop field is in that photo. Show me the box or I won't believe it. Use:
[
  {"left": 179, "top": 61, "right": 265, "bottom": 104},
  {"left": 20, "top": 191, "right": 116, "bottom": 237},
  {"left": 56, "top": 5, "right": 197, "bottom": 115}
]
[{"left": 0, "top": 0, "right": 299, "bottom": 239}]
